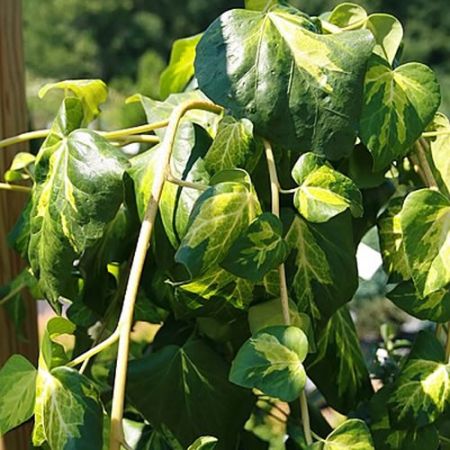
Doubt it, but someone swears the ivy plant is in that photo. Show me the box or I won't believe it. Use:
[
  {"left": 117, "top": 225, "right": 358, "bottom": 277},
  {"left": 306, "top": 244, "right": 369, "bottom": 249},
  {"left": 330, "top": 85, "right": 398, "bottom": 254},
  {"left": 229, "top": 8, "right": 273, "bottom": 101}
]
[{"left": 0, "top": 1, "right": 449, "bottom": 449}]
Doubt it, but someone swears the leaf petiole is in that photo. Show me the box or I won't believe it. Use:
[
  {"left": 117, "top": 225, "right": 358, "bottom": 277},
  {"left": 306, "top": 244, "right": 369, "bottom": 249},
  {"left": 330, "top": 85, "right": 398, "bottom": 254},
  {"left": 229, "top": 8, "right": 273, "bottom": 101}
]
[{"left": 0, "top": 182, "right": 32, "bottom": 193}]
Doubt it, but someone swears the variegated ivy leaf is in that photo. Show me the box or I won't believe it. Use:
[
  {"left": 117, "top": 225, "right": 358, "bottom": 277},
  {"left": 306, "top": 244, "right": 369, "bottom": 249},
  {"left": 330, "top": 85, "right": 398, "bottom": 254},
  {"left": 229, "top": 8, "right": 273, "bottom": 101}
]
[
  {"left": 127, "top": 121, "right": 211, "bottom": 247},
  {"left": 221, "top": 212, "right": 289, "bottom": 282},
  {"left": 360, "top": 55, "right": 440, "bottom": 170},
  {"left": 176, "top": 267, "right": 254, "bottom": 310},
  {"left": 196, "top": 5, "right": 374, "bottom": 158},
  {"left": 188, "top": 436, "right": 218, "bottom": 450},
  {"left": 230, "top": 325, "right": 308, "bottom": 402},
  {"left": 28, "top": 98, "right": 129, "bottom": 309},
  {"left": 176, "top": 176, "right": 260, "bottom": 278},
  {"left": 307, "top": 307, "right": 373, "bottom": 413},
  {"left": 245, "top": 0, "right": 283, "bottom": 11},
  {"left": 292, "top": 153, "right": 363, "bottom": 223},
  {"left": 39, "top": 79, "right": 107, "bottom": 125},
  {"left": 311, "top": 419, "right": 375, "bottom": 450},
  {"left": 160, "top": 34, "right": 202, "bottom": 99},
  {"left": 284, "top": 212, "right": 358, "bottom": 321},
  {"left": 325, "top": 6, "right": 403, "bottom": 65},
  {"left": 388, "top": 359, "right": 450, "bottom": 428},
  {"left": 0, "top": 355, "right": 37, "bottom": 436},
  {"left": 366, "top": 14, "right": 403, "bottom": 65},
  {"left": 327, "top": 3, "right": 367, "bottom": 28},
  {"left": 4, "top": 152, "right": 35, "bottom": 182},
  {"left": 426, "top": 112, "right": 450, "bottom": 194},
  {"left": 34, "top": 367, "right": 103, "bottom": 450},
  {"left": 377, "top": 196, "right": 411, "bottom": 282},
  {"left": 400, "top": 189, "right": 450, "bottom": 297},
  {"left": 387, "top": 280, "right": 450, "bottom": 323},
  {"left": 204, "top": 115, "right": 259, "bottom": 175}
]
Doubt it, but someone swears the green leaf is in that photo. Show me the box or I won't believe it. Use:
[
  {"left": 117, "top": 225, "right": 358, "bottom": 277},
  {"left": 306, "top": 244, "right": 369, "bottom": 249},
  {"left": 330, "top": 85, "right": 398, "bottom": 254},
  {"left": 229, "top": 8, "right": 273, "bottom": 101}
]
[
  {"left": 387, "top": 280, "right": 450, "bottom": 323},
  {"left": 176, "top": 177, "right": 260, "bottom": 278},
  {"left": 292, "top": 154, "right": 363, "bottom": 223},
  {"left": 41, "top": 317, "right": 76, "bottom": 370},
  {"left": 245, "top": 0, "right": 282, "bottom": 11},
  {"left": 0, "top": 355, "right": 37, "bottom": 436},
  {"left": 366, "top": 14, "right": 403, "bottom": 64},
  {"left": 230, "top": 325, "right": 308, "bottom": 402},
  {"left": 426, "top": 112, "right": 450, "bottom": 194},
  {"left": 176, "top": 267, "right": 255, "bottom": 310},
  {"left": 313, "top": 419, "right": 374, "bottom": 450},
  {"left": 400, "top": 189, "right": 450, "bottom": 297},
  {"left": 389, "top": 359, "right": 450, "bottom": 428},
  {"left": 127, "top": 338, "right": 253, "bottom": 449},
  {"left": 284, "top": 212, "right": 358, "bottom": 321},
  {"left": 204, "top": 116, "right": 258, "bottom": 174},
  {"left": 248, "top": 298, "right": 313, "bottom": 341},
  {"left": 4, "top": 152, "right": 35, "bottom": 182},
  {"left": 409, "top": 330, "right": 445, "bottom": 363},
  {"left": 360, "top": 55, "right": 440, "bottom": 170},
  {"left": 160, "top": 34, "right": 202, "bottom": 99},
  {"left": 347, "top": 144, "right": 386, "bottom": 189},
  {"left": 34, "top": 367, "right": 103, "bottom": 450},
  {"left": 28, "top": 98, "right": 128, "bottom": 308},
  {"left": 128, "top": 122, "right": 211, "bottom": 247},
  {"left": 188, "top": 436, "right": 218, "bottom": 450},
  {"left": 377, "top": 196, "right": 411, "bottom": 282},
  {"left": 195, "top": 6, "right": 374, "bottom": 158},
  {"left": 327, "top": 3, "right": 367, "bottom": 28},
  {"left": 307, "top": 307, "right": 373, "bottom": 413},
  {"left": 39, "top": 79, "right": 108, "bottom": 125},
  {"left": 370, "top": 387, "right": 439, "bottom": 450},
  {"left": 221, "top": 213, "right": 288, "bottom": 282}
]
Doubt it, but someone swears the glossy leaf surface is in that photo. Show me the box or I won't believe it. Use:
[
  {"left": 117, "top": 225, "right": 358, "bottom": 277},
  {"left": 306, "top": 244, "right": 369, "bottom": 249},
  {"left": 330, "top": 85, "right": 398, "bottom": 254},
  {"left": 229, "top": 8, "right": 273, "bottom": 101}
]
[
  {"left": 230, "top": 325, "right": 308, "bottom": 402},
  {"left": 196, "top": 6, "right": 374, "bottom": 157}
]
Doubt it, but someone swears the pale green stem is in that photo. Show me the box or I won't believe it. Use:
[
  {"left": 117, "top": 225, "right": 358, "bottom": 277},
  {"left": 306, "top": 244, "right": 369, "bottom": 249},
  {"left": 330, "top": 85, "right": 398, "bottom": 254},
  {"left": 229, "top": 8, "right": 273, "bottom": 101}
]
[
  {"left": 166, "top": 175, "right": 208, "bottom": 191},
  {"left": 0, "top": 182, "right": 32, "bottom": 193},
  {"left": 0, "top": 129, "right": 49, "bottom": 149},
  {"left": 262, "top": 138, "right": 313, "bottom": 446},
  {"left": 422, "top": 130, "right": 450, "bottom": 138},
  {"left": 101, "top": 120, "right": 169, "bottom": 140},
  {"left": 108, "top": 100, "right": 223, "bottom": 450},
  {"left": 112, "top": 135, "right": 160, "bottom": 145}
]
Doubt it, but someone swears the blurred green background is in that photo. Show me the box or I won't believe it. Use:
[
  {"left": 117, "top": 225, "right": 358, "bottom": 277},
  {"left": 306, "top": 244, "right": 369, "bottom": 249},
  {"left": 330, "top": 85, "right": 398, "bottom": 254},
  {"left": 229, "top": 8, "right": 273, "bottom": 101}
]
[{"left": 24, "top": 0, "right": 450, "bottom": 130}]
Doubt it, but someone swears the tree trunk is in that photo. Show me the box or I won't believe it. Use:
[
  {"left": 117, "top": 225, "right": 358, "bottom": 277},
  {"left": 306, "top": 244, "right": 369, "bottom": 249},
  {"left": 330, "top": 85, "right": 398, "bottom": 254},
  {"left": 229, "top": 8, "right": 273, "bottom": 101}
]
[{"left": 0, "top": 1, "right": 39, "bottom": 449}]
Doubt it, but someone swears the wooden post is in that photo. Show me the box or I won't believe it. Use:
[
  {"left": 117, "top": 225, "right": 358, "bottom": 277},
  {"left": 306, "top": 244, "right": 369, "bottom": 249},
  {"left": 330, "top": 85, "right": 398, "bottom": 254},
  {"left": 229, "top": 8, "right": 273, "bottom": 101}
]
[{"left": 0, "top": 1, "right": 39, "bottom": 449}]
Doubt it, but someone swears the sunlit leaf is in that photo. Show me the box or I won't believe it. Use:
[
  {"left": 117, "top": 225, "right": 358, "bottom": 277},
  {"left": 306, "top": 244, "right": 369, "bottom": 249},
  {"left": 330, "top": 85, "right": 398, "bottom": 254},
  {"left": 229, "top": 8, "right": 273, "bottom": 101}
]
[
  {"left": 327, "top": 3, "right": 367, "bottom": 28},
  {"left": 366, "top": 14, "right": 403, "bottom": 64},
  {"left": 4, "top": 152, "right": 35, "bottom": 182},
  {"left": 39, "top": 79, "right": 107, "bottom": 125},
  {"left": 292, "top": 153, "right": 363, "bottom": 223},
  {"left": 230, "top": 325, "right": 308, "bottom": 402},
  {"left": 176, "top": 176, "right": 260, "bottom": 278},
  {"left": 311, "top": 419, "right": 374, "bottom": 450},
  {"left": 160, "top": 34, "right": 202, "bottom": 99},
  {"left": 0, "top": 355, "right": 37, "bottom": 436},
  {"left": 187, "top": 436, "right": 218, "bottom": 450},
  {"left": 389, "top": 359, "right": 450, "bottom": 428},
  {"left": 28, "top": 98, "right": 128, "bottom": 309},
  {"left": 400, "top": 189, "right": 450, "bottom": 297},
  {"left": 196, "top": 6, "right": 374, "bottom": 157},
  {"left": 204, "top": 115, "right": 258, "bottom": 174},
  {"left": 360, "top": 55, "right": 440, "bottom": 170}
]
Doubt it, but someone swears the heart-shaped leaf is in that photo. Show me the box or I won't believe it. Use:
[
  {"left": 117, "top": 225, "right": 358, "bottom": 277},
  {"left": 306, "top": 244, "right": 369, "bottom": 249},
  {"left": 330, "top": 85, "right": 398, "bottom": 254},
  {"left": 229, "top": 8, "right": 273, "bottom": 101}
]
[
  {"left": 221, "top": 212, "right": 289, "bottom": 282},
  {"left": 230, "top": 325, "right": 308, "bottom": 402},
  {"left": 360, "top": 55, "right": 440, "bottom": 170},
  {"left": 389, "top": 359, "right": 450, "bottom": 428},
  {"left": 400, "top": 189, "right": 450, "bottom": 297},
  {"left": 0, "top": 355, "right": 37, "bottom": 436},
  {"left": 292, "top": 153, "right": 363, "bottom": 223},
  {"left": 28, "top": 98, "right": 128, "bottom": 309},
  {"left": 327, "top": 3, "right": 367, "bottom": 28},
  {"left": 160, "top": 34, "right": 202, "bottom": 99},
  {"left": 176, "top": 175, "right": 260, "bottom": 278},
  {"left": 196, "top": 6, "right": 374, "bottom": 158},
  {"left": 366, "top": 14, "right": 403, "bottom": 64}
]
